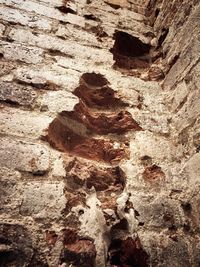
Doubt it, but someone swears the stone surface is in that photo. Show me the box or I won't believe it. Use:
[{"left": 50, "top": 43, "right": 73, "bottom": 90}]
[
  {"left": 0, "top": 0, "right": 199, "bottom": 266},
  {"left": 0, "top": 107, "right": 52, "bottom": 138},
  {"left": 0, "top": 137, "right": 50, "bottom": 174},
  {"left": 0, "top": 168, "right": 22, "bottom": 214},
  {"left": 0, "top": 81, "right": 37, "bottom": 107},
  {"left": 0, "top": 41, "right": 44, "bottom": 64},
  {"left": 20, "top": 181, "right": 66, "bottom": 219}
]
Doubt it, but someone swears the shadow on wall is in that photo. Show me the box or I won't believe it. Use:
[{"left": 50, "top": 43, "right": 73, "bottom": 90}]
[{"left": 110, "top": 31, "right": 151, "bottom": 70}]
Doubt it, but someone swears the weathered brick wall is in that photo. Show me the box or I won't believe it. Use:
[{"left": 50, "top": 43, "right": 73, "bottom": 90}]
[
  {"left": 152, "top": 0, "right": 200, "bottom": 155},
  {"left": 0, "top": 0, "right": 200, "bottom": 267}
]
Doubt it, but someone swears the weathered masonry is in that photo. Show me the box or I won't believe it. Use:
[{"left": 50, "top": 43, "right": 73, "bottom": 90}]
[{"left": 0, "top": 0, "right": 200, "bottom": 266}]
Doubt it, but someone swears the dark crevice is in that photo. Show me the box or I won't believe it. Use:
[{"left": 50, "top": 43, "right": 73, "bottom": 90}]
[
  {"left": 81, "top": 72, "right": 109, "bottom": 87},
  {"left": 56, "top": 6, "right": 77, "bottom": 14},
  {"left": 157, "top": 28, "right": 169, "bottom": 48},
  {"left": 110, "top": 31, "right": 151, "bottom": 70},
  {"left": 47, "top": 48, "right": 74, "bottom": 58},
  {"left": 0, "top": 99, "right": 20, "bottom": 106},
  {"left": 89, "top": 25, "right": 108, "bottom": 39},
  {"left": 84, "top": 14, "right": 101, "bottom": 22},
  {"left": 112, "top": 31, "right": 151, "bottom": 57},
  {"left": 111, "top": 219, "right": 129, "bottom": 231},
  {"left": 155, "top": 8, "right": 160, "bottom": 17},
  {"left": 13, "top": 76, "right": 60, "bottom": 91},
  {"left": 108, "top": 237, "right": 150, "bottom": 267},
  {"left": 2, "top": 37, "right": 14, "bottom": 43},
  {"left": 106, "top": 2, "right": 121, "bottom": 9}
]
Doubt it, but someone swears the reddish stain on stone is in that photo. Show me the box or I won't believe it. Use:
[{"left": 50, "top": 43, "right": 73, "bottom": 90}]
[
  {"left": 142, "top": 164, "right": 165, "bottom": 181},
  {"left": 46, "top": 117, "right": 127, "bottom": 163},
  {"left": 108, "top": 237, "right": 149, "bottom": 267},
  {"left": 61, "top": 101, "right": 142, "bottom": 135},
  {"left": 65, "top": 157, "right": 126, "bottom": 191},
  {"left": 61, "top": 229, "right": 96, "bottom": 267},
  {"left": 74, "top": 84, "right": 127, "bottom": 109},
  {"left": 45, "top": 230, "right": 58, "bottom": 246}
]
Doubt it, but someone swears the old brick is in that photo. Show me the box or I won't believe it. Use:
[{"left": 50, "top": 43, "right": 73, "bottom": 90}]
[
  {"left": 183, "top": 153, "right": 200, "bottom": 184},
  {"left": 0, "top": 137, "right": 50, "bottom": 174},
  {"left": 0, "top": 59, "right": 18, "bottom": 77},
  {"left": 0, "top": 81, "right": 37, "bottom": 107},
  {"left": 142, "top": 164, "right": 165, "bottom": 182},
  {"left": 0, "top": 6, "right": 52, "bottom": 30},
  {"left": 0, "top": 41, "right": 44, "bottom": 64},
  {"left": 8, "top": 28, "right": 113, "bottom": 63},
  {"left": 0, "top": 167, "right": 22, "bottom": 214},
  {"left": 20, "top": 181, "right": 66, "bottom": 219},
  {"left": 0, "top": 107, "right": 52, "bottom": 138},
  {"left": 0, "top": 23, "right": 5, "bottom": 37}
]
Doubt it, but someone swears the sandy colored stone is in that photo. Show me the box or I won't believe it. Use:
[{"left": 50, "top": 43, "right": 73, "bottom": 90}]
[
  {"left": 0, "top": 137, "right": 50, "bottom": 174},
  {"left": 20, "top": 181, "right": 66, "bottom": 219},
  {"left": 0, "top": 0, "right": 199, "bottom": 266}
]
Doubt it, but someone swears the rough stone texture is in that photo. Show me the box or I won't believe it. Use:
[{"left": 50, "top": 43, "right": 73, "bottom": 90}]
[
  {"left": 0, "top": 0, "right": 199, "bottom": 266},
  {"left": 0, "top": 137, "right": 50, "bottom": 174},
  {"left": 0, "top": 81, "right": 37, "bottom": 107}
]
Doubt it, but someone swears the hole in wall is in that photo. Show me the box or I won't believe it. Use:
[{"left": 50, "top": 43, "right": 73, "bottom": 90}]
[
  {"left": 108, "top": 237, "right": 149, "bottom": 267},
  {"left": 81, "top": 72, "right": 109, "bottom": 88},
  {"left": 56, "top": 6, "right": 77, "bottom": 14},
  {"left": 84, "top": 14, "right": 101, "bottom": 22},
  {"left": 45, "top": 72, "right": 140, "bottom": 162},
  {"left": 111, "top": 218, "right": 129, "bottom": 231},
  {"left": 155, "top": 8, "right": 160, "bottom": 17},
  {"left": 157, "top": 28, "right": 169, "bottom": 48},
  {"left": 110, "top": 31, "right": 151, "bottom": 69},
  {"left": 61, "top": 101, "right": 142, "bottom": 135},
  {"left": 46, "top": 117, "right": 127, "bottom": 163},
  {"left": 181, "top": 202, "right": 192, "bottom": 214},
  {"left": 112, "top": 31, "right": 151, "bottom": 57}
]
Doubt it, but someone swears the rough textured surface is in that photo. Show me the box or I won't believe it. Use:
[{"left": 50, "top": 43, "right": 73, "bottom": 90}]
[{"left": 0, "top": 0, "right": 199, "bottom": 266}]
